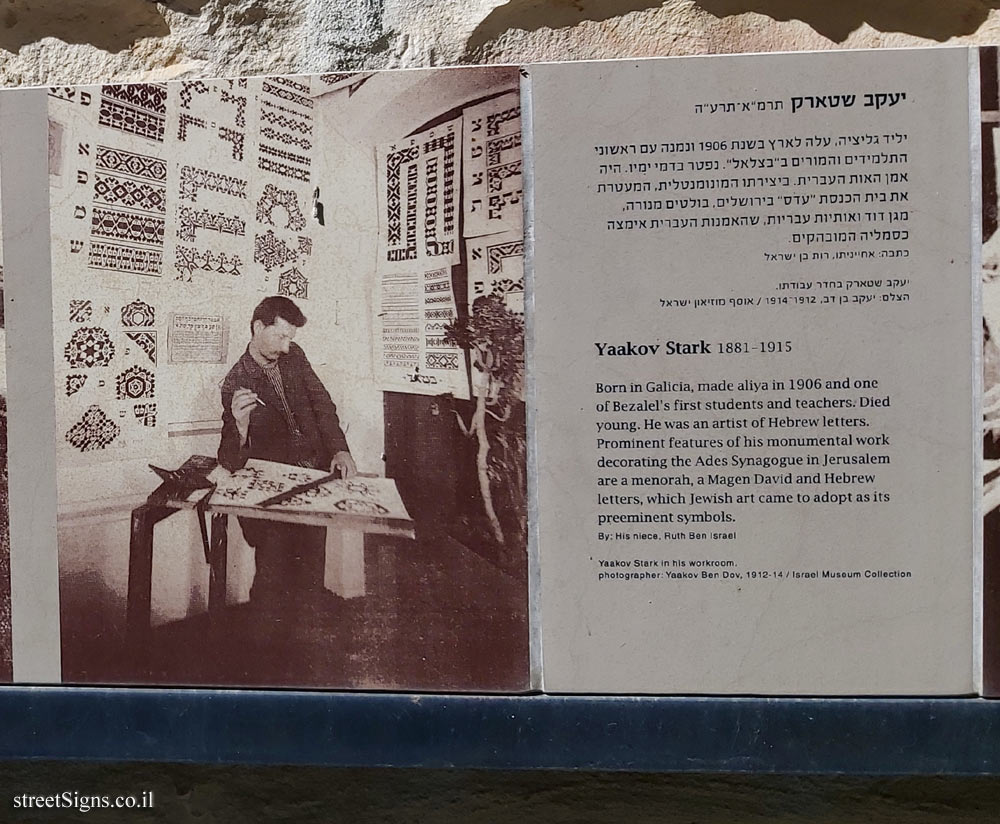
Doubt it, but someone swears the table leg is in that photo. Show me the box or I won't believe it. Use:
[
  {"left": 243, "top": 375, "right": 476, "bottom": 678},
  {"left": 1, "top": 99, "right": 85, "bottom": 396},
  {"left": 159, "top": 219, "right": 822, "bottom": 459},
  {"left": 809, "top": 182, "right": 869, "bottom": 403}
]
[
  {"left": 324, "top": 528, "right": 366, "bottom": 598},
  {"left": 125, "top": 507, "right": 154, "bottom": 665},
  {"left": 125, "top": 505, "right": 175, "bottom": 676},
  {"left": 208, "top": 514, "right": 229, "bottom": 628}
]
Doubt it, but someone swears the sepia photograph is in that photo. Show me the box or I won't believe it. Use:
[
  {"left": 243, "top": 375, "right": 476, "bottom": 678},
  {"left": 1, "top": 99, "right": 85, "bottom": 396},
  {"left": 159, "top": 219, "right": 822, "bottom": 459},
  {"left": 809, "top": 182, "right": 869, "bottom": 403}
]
[
  {"left": 981, "top": 44, "right": 1000, "bottom": 695},
  {"left": 46, "top": 67, "right": 528, "bottom": 690},
  {"left": 0, "top": 189, "right": 9, "bottom": 683}
]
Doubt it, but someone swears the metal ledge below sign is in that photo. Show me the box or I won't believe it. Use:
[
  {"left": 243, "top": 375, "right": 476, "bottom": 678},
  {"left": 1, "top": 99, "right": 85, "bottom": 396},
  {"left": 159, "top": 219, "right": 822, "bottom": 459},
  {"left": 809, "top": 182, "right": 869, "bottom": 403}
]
[{"left": 0, "top": 689, "right": 999, "bottom": 773}]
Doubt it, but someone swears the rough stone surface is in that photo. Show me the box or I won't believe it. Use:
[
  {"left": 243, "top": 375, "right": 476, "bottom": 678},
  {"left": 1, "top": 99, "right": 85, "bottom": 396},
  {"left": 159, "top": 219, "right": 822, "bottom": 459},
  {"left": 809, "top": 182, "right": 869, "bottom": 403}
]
[{"left": 3, "top": 0, "right": 1000, "bottom": 86}]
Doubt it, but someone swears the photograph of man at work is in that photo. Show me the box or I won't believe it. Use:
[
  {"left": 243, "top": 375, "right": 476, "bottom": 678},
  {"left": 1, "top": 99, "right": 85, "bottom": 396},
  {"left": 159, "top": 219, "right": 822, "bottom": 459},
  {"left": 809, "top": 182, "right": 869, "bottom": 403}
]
[
  {"left": 219, "top": 296, "right": 356, "bottom": 619},
  {"left": 51, "top": 66, "right": 529, "bottom": 692}
]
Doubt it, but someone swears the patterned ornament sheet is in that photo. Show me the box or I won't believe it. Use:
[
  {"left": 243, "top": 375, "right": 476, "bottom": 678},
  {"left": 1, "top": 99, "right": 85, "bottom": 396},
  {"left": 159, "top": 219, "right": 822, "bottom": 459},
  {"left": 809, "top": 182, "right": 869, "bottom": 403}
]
[
  {"left": 250, "top": 76, "right": 317, "bottom": 295},
  {"left": 376, "top": 266, "right": 469, "bottom": 399},
  {"left": 90, "top": 144, "right": 168, "bottom": 278},
  {"left": 168, "top": 78, "right": 251, "bottom": 290},
  {"left": 164, "top": 77, "right": 318, "bottom": 295},
  {"left": 48, "top": 84, "right": 169, "bottom": 464},
  {"left": 53, "top": 290, "right": 164, "bottom": 461},
  {"left": 462, "top": 93, "right": 523, "bottom": 238},
  {"left": 377, "top": 118, "right": 462, "bottom": 267},
  {"left": 466, "top": 229, "right": 525, "bottom": 315},
  {"left": 211, "top": 459, "right": 411, "bottom": 521},
  {"left": 48, "top": 73, "right": 321, "bottom": 465}
]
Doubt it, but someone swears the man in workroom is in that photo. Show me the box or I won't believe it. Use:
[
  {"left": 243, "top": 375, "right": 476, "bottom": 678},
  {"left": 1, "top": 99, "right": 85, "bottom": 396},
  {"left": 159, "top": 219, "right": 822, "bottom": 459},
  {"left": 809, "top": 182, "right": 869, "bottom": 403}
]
[{"left": 219, "top": 295, "right": 356, "bottom": 616}]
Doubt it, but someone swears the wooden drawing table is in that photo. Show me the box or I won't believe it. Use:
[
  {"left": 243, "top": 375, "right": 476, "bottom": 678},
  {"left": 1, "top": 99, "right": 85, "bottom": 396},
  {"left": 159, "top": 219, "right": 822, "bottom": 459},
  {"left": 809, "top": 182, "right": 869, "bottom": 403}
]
[{"left": 125, "top": 481, "right": 415, "bottom": 663}]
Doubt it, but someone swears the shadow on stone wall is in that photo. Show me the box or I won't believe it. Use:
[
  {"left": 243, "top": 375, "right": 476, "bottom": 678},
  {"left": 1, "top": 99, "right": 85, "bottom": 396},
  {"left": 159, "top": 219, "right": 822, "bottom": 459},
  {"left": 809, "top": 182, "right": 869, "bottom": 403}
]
[
  {"left": 465, "top": 0, "right": 1000, "bottom": 56},
  {"left": 696, "top": 0, "right": 999, "bottom": 43},
  {"left": 0, "top": 0, "right": 208, "bottom": 54},
  {"left": 465, "top": 0, "right": 663, "bottom": 56}
]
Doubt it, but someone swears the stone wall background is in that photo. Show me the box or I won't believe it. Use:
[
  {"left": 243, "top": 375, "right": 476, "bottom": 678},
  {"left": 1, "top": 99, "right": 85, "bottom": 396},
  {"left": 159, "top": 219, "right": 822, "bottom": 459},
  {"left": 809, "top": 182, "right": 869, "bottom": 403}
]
[{"left": 3, "top": 0, "right": 1000, "bottom": 86}]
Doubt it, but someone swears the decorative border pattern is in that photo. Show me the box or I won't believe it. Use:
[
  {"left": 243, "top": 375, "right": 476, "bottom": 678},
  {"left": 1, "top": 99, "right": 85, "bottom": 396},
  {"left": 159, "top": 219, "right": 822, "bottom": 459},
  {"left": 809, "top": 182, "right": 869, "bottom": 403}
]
[
  {"left": 319, "top": 72, "right": 357, "bottom": 85},
  {"left": 259, "top": 143, "right": 310, "bottom": 166},
  {"left": 256, "top": 184, "right": 306, "bottom": 231},
  {"left": 177, "top": 208, "right": 246, "bottom": 242},
  {"left": 258, "top": 157, "right": 309, "bottom": 182},
  {"left": 487, "top": 240, "right": 524, "bottom": 275},
  {"left": 261, "top": 126, "right": 312, "bottom": 151},
  {"left": 174, "top": 246, "right": 243, "bottom": 281},
  {"left": 385, "top": 145, "right": 419, "bottom": 261},
  {"left": 95, "top": 146, "right": 166, "bottom": 182},
  {"left": 261, "top": 108, "right": 312, "bottom": 135},
  {"left": 88, "top": 243, "right": 162, "bottom": 277},
  {"left": 426, "top": 352, "right": 460, "bottom": 370},
  {"left": 262, "top": 81, "right": 313, "bottom": 110},
  {"left": 90, "top": 208, "right": 164, "bottom": 246},
  {"left": 125, "top": 331, "right": 157, "bottom": 364},
  {"left": 94, "top": 174, "right": 166, "bottom": 213},
  {"left": 179, "top": 166, "right": 247, "bottom": 202},
  {"left": 98, "top": 84, "right": 167, "bottom": 142},
  {"left": 272, "top": 77, "right": 310, "bottom": 94}
]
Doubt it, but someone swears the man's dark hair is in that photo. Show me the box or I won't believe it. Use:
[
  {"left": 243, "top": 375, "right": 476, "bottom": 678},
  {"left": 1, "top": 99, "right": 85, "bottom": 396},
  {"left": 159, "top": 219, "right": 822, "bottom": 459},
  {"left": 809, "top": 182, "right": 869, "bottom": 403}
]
[{"left": 250, "top": 296, "right": 307, "bottom": 335}]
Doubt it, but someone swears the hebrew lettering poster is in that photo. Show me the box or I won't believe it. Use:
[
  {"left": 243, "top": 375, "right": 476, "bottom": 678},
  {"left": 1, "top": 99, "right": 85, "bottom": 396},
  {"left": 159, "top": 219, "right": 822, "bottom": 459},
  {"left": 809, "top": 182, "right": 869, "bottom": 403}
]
[
  {"left": 463, "top": 92, "right": 522, "bottom": 238},
  {"left": 375, "top": 115, "right": 469, "bottom": 398},
  {"left": 419, "top": 119, "right": 461, "bottom": 263},
  {"left": 529, "top": 49, "right": 976, "bottom": 694},
  {"left": 466, "top": 229, "right": 525, "bottom": 315},
  {"left": 375, "top": 265, "right": 469, "bottom": 398},
  {"left": 165, "top": 77, "right": 319, "bottom": 297},
  {"left": 377, "top": 117, "right": 463, "bottom": 267},
  {"left": 167, "top": 312, "right": 227, "bottom": 363},
  {"left": 45, "top": 74, "right": 326, "bottom": 464}
]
